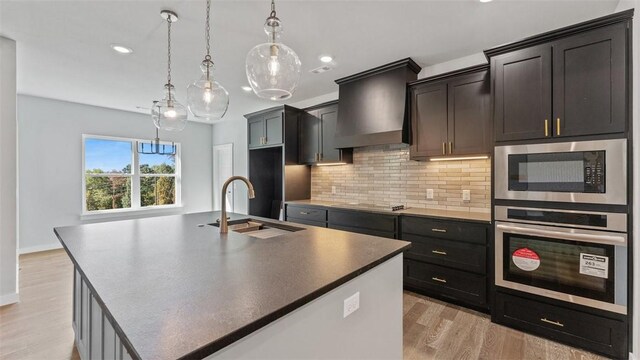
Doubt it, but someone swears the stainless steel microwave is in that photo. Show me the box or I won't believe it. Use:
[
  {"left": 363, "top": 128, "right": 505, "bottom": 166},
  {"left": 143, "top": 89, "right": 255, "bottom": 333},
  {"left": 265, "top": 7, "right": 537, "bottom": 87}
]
[{"left": 495, "top": 139, "right": 627, "bottom": 205}]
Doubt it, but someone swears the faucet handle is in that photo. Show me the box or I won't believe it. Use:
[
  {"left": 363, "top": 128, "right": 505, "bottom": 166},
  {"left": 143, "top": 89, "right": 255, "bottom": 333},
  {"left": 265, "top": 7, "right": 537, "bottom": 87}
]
[{"left": 216, "top": 217, "right": 231, "bottom": 224}]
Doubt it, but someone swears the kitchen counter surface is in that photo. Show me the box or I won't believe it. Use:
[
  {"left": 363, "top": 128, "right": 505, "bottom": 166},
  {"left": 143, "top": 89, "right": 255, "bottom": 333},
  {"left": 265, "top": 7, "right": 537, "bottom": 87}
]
[
  {"left": 54, "top": 212, "right": 410, "bottom": 360},
  {"left": 286, "top": 199, "right": 492, "bottom": 223}
]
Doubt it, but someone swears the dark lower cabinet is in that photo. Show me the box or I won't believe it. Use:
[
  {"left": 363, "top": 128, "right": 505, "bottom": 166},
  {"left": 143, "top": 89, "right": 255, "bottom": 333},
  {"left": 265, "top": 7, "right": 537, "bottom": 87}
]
[
  {"left": 285, "top": 205, "right": 327, "bottom": 228},
  {"left": 401, "top": 216, "right": 489, "bottom": 311},
  {"left": 404, "top": 260, "right": 487, "bottom": 308},
  {"left": 493, "top": 291, "right": 628, "bottom": 359},
  {"left": 328, "top": 209, "right": 397, "bottom": 239}
]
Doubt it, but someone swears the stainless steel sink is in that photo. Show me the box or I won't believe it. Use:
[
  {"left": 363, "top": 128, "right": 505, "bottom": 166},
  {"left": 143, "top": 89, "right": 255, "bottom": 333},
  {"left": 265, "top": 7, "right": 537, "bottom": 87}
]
[{"left": 208, "top": 218, "right": 304, "bottom": 238}]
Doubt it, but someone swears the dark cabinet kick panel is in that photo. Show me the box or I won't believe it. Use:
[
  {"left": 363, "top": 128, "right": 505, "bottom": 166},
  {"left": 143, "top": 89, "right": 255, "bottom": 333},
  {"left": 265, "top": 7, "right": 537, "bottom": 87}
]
[{"left": 409, "top": 65, "right": 491, "bottom": 160}]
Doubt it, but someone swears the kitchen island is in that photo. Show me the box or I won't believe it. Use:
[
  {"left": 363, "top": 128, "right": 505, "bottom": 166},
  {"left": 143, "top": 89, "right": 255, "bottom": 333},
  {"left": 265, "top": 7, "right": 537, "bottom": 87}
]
[{"left": 54, "top": 211, "right": 410, "bottom": 360}]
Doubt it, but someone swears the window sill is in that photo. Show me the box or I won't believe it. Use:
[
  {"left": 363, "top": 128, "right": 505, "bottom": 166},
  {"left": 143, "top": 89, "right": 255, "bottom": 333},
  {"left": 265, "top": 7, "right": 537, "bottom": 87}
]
[{"left": 80, "top": 204, "right": 184, "bottom": 221}]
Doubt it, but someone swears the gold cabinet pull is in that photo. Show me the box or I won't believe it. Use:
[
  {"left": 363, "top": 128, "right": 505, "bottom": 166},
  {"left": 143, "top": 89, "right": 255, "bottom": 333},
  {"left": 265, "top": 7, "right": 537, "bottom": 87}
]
[
  {"left": 431, "top": 228, "right": 447, "bottom": 233},
  {"left": 556, "top": 117, "right": 561, "bottom": 136},
  {"left": 431, "top": 250, "right": 447, "bottom": 256},
  {"left": 448, "top": 142, "right": 452, "bottom": 154},
  {"left": 540, "top": 318, "right": 564, "bottom": 327},
  {"left": 442, "top": 142, "right": 446, "bottom": 155},
  {"left": 544, "top": 119, "right": 549, "bottom": 137},
  {"left": 432, "top": 277, "right": 447, "bottom": 283}
]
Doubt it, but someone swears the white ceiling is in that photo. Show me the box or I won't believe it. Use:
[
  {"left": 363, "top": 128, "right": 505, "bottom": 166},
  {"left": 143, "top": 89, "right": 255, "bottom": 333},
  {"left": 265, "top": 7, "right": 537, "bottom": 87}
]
[{"left": 0, "top": 0, "right": 620, "bottom": 124}]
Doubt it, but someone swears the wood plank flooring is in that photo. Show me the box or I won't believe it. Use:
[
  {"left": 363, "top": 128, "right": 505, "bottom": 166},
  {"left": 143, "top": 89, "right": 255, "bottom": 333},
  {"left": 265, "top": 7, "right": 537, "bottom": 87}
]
[{"left": 0, "top": 250, "right": 607, "bottom": 360}]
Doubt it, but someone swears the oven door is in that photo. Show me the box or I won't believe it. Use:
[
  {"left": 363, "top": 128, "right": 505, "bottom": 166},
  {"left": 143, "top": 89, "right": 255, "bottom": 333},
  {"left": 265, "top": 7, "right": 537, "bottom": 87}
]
[
  {"left": 495, "top": 139, "right": 626, "bottom": 205},
  {"left": 495, "top": 221, "right": 627, "bottom": 314}
]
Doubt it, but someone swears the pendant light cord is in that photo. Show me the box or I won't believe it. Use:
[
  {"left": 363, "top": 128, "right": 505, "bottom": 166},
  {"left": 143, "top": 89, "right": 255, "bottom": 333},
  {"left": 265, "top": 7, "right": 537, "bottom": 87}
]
[
  {"left": 270, "top": 0, "right": 276, "bottom": 17},
  {"left": 204, "top": 0, "right": 212, "bottom": 80},
  {"left": 166, "top": 15, "right": 173, "bottom": 100}
]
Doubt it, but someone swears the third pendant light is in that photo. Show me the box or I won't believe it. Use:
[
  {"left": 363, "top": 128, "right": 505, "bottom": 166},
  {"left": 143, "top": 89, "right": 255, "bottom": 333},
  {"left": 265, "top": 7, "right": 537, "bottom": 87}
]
[
  {"left": 245, "top": 0, "right": 301, "bottom": 101},
  {"left": 187, "top": 0, "right": 229, "bottom": 121}
]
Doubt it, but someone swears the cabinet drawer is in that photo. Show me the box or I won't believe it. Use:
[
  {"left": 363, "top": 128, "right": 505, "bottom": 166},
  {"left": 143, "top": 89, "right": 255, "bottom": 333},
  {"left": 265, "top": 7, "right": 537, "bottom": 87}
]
[
  {"left": 329, "top": 210, "right": 396, "bottom": 233},
  {"left": 401, "top": 217, "right": 487, "bottom": 244},
  {"left": 403, "top": 233, "right": 486, "bottom": 274},
  {"left": 287, "top": 217, "right": 327, "bottom": 228},
  {"left": 329, "top": 224, "right": 396, "bottom": 239},
  {"left": 494, "top": 292, "right": 627, "bottom": 359},
  {"left": 404, "top": 260, "right": 486, "bottom": 307},
  {"left": 286, "top": 206, "right": 327, "bottom": 222}
]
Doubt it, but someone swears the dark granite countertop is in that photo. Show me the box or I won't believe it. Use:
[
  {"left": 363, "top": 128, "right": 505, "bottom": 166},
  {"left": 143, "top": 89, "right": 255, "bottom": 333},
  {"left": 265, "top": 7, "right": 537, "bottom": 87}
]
[
  {"left": 54, "top": 211, "right": 410, "bottom": 360},
  {"left": 286, "top": 199, "right": 492, "bottom": 224}
]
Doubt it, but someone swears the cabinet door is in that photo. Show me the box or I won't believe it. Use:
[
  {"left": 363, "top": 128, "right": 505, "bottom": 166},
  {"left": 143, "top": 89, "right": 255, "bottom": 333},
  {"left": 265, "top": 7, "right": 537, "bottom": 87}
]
[
  {"left": 447, "top": 70, "right": 491, "bottom": 155},
  {"left": 319, "top": 104, "right": 341, "bottom": 162},
  {"left": 264, "top": 112, "right": 283, "bottom": 145},
  {"left": 494, "top": 45, "right": 552, "bottom": 141},
  {"left": 553, "top": 23, "right": 628, "bottom": 137},
  {"left": 410, "top": 82, "right": 448, "bottom": 158},
  {"left": 248, "top": 118, "right": 264, "bottom": 148},
  {"left": 299, "top": 110, "right": 320, "bottom": 164}
]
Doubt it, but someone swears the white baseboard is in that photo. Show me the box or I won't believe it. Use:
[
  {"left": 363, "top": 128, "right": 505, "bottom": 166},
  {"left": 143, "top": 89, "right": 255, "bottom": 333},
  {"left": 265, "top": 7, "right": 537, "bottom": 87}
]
[
  {"left": 19, "top": 242, "right": 62, "bottom": 255},
  {"left": 630, "top": 352, "right": 637, "bottom": 360},
  {"left": 0, "top": 293, "right": 19, "bottom": 306}
]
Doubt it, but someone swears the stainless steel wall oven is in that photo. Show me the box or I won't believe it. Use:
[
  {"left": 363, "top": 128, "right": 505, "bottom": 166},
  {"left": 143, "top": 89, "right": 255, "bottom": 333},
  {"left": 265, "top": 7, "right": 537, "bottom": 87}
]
[{"left": 495, "top": 206, "right": 627, "bottom": 314}]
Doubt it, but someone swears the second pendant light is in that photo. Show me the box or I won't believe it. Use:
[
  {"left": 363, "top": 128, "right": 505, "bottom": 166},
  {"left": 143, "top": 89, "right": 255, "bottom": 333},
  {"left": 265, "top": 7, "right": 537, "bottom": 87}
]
[
  {"left": 187, "top": 0, "right": 229, "bottom": 121},
  {"left": 245, "top": 0, "right": 301, "bottom": 101}
]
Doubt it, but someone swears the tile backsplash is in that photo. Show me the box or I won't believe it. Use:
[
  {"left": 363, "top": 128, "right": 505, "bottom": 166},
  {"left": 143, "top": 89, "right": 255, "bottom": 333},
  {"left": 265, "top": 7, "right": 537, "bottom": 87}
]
[{"left": 311, "top": 144, "right": 491, "bottom": 213}]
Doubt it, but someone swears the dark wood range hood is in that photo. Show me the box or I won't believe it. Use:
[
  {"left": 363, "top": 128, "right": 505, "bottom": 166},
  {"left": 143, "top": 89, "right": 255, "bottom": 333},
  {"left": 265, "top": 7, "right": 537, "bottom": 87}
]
[{"left": 334, "top": 58, "right": 421, "bottom": 148}]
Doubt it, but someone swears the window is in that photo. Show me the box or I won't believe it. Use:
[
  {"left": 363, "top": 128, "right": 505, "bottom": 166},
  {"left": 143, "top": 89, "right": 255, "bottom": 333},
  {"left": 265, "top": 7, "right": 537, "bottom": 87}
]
[{"left": 83, "top": 135, "right": 181, "bottom": 213}]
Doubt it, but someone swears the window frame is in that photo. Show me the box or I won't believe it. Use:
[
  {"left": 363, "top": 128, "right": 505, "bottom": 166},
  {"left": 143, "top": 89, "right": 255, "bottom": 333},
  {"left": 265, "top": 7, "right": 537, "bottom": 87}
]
[{"left": 81, "top": 134, "right": 182, "bottom": 217}]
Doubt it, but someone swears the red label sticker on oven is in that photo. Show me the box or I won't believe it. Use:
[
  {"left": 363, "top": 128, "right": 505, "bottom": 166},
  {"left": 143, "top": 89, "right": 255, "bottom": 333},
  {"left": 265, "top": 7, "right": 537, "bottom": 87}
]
[{"left": 512, "top": 248, "right": 540, "bottom": 271}]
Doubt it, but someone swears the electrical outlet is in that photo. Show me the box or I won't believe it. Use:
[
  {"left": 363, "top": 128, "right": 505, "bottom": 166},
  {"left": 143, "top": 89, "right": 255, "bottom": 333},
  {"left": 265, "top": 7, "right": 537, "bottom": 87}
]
[
  {"left": 343, "top": 292, "right": 360, "bottom": 318},
  {"left": 462, "top": 190, "right": 471, "bottom": 202},
  {"left": 426, "top": 189, "right": 434, "bottom": 200},
  {"left": 332, "top": 186, "right": 336, "bottom": 195}
]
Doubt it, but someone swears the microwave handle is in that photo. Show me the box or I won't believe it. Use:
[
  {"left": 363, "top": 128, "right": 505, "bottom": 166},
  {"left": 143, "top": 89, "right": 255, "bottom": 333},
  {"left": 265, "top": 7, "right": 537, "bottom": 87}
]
[{"left": 496, "top": 224, "right": 627, "bottom": 246}]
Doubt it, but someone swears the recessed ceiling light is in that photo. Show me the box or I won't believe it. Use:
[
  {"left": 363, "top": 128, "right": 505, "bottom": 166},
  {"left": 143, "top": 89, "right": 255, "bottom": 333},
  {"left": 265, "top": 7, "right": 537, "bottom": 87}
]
[
  {"left": 241, "top": 86, "right": 252, "bottom": 92},
  {"left": 319, "top": 55, "right": 333, "bottom": 63},
  {"left": 479, "top": 0, "right": 493, "bottom": 3},
  {"left": 111, "top": 44, "right": 133, "bottom": 54}
]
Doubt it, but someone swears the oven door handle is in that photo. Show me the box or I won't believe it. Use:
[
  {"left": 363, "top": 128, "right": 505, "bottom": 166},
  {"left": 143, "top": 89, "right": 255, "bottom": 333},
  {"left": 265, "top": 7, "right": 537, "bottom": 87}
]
[{"left": 496, "top": 224, "right": 627, "bottom": 246}]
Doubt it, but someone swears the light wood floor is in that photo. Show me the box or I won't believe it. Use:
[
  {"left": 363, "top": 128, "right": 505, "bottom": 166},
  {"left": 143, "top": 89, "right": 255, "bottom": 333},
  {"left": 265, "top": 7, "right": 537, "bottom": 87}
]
[{"left": 0, "top": 250, "right": 607, "bottom": 360}]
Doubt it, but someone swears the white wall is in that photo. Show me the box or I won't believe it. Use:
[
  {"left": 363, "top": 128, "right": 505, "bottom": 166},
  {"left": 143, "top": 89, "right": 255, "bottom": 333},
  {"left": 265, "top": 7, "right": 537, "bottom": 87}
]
[
  {"left": 17, "top": 95, "right": 214, "bottom": 253},
  {"left": 211, "top": 117, "right": 249, "bottom": 214},
  {"left": 0, "top": 37, "right": 18, "bottom": 306}
]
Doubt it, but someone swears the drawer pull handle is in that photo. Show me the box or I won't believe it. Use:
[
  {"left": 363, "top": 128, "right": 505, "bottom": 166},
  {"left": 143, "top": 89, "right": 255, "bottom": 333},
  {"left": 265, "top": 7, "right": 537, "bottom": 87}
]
[
  {"left": 540, "top": 318, "right": 564, "bottom": 327},
  {"left": 431, "top": 250, "right": 447, "bottom": 256},
  {"left": 431, "top": 228, "right": 447, "bottom": 233},
  {"left": 431, "top": 277, "right": 447, "bottom": 283},
  {"left": 300, "top": 211, "right": 310, "bottom": 215}
]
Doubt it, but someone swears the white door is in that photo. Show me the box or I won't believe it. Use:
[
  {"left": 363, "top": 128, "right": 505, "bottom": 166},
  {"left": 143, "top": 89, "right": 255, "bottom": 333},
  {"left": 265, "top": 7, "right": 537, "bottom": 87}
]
[{"left": 213, "top": 144, "right": 233, "bottom": 211}]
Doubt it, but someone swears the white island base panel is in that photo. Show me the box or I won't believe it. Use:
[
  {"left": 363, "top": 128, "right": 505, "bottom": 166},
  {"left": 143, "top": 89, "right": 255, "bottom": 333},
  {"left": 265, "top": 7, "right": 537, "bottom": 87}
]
[
  {"left": 72, "top": 254, "right": 403, "bottom": 360},
  {"left": 208, "top": 254, "right": 404, "bottom": 359}
]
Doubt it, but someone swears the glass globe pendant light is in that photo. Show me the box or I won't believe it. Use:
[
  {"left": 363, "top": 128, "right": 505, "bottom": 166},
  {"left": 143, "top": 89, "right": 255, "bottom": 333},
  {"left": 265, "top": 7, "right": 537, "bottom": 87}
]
[
  {"left": 152, "top": 10, "right": 187, "bottom": 132},
  {"left": 186, "top": 0, "right": 229, "bottom": 121},
  {"left": 245, "top": 0, "right": 301, "bottom": 101}
]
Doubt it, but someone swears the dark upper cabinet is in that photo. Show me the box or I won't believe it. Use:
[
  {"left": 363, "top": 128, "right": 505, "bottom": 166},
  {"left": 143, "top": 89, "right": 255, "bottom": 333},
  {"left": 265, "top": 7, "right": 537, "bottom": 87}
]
[
  {"left": 299, "top": 102, "right": 352, "bottom": 165},
  {"left": 486, "top": 11, "right": 632, "bottom": 142},
  {"left": 553, "top": 22, "right": 627, "bottom": 137},
  {"left": 410, "top": 82, "right": 448, "bottom": 157},
  {"left": 245, "top": 105, "right": 301, "bottom": 164},
  {"left": 448, "top": 71, "right": 492, "bottom": 155},
  {"left": 493, "top": 45, "right": 552, "bottom": 142},
  {"left": 409, "top": 65, "right": 491, "bottom": 160},
  {"left": 246, "top": 108, "right": 286, "bottom": 149}
]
